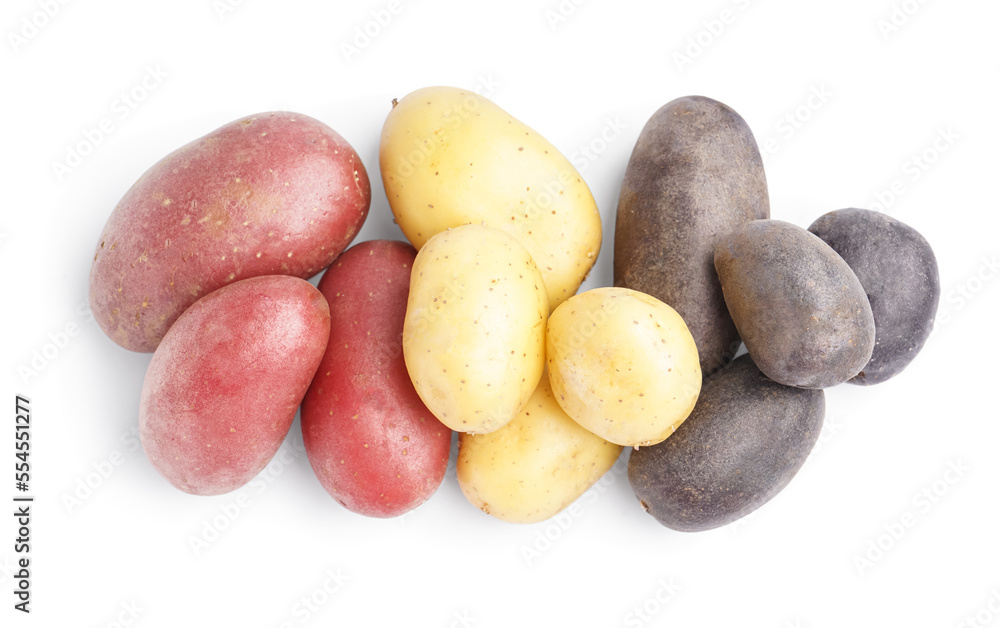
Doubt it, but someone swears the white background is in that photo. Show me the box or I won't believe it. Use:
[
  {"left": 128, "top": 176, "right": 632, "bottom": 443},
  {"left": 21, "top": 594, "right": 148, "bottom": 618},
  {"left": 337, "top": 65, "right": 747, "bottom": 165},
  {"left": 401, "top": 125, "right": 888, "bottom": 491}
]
[{"left": 3, "top": 0, "right": 999, "bottom": 626}]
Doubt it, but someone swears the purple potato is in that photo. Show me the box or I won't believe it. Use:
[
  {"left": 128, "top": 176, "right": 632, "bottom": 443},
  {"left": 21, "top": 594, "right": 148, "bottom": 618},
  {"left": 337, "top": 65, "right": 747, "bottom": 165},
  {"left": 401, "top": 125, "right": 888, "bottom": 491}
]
[
  {"left": 614, "top": 96, "right": 769, "bottom": 376},
  {"left": 715, "top": 219, "right": 875, "bottom": 389},
  {"left": 808, "top": 208, "right": 939, "bottom": 385},
  {"left": 628, "top": 355, "right": 824, "bottom": 532}
]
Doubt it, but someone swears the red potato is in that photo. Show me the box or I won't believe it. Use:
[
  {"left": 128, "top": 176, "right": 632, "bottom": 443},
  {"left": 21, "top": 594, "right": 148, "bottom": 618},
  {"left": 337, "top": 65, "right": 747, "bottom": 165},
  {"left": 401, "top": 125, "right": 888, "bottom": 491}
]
[
  {"left": 90, "top": 111, "right": 370, "bottom": 353},
  {"left": 140, "top": 275, "right": 330, "bottom": 496},
  {"left": 302, "top": 240, "right": 451, "bottom": 517}
]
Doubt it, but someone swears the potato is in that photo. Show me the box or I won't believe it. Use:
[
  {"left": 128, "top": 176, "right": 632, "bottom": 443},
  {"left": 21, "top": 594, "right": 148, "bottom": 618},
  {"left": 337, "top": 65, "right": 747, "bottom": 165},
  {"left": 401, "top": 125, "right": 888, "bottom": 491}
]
[
  {"left": 546, "top": 287, "right": 702, "bottom": 447},
  {"left": 808, "top": 208, "right": 940, "bottom": 385},
  {"left": 403, "top": 224, "right": 547, "bottom": 434},
  {"left": 302, "top": 240, "right": 451, "bottom": 518},
  {"left": 614, "top": 95, "right": 769, "bottom": 375},
  {"left": 715, "top": 219, "right": 875, "bottom": 389},
  {"left": 628, "top": 355, "right": 824, "bottom": 532},
  {"left": 140, "top": 275, "right": 330, "bottom": 496},
  {"left": 90, "top": 111, "right": 370, "bottom": 353},
  {"left": 457, "top": 376, "right": 622, "bottom": 523},
  {"left": 380, "top": 86, "right": 601, "bottom": 312}
]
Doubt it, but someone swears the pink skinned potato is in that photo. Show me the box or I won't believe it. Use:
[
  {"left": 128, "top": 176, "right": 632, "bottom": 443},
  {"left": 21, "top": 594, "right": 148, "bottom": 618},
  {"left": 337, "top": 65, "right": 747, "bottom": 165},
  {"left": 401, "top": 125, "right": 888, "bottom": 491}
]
[
  {"left": 302, "top": 240, "right": 451, "bottom": 517},
  {"left": 140, "top": 275, "right": 330, "bottom": 496},
  {"left": 90, "top": 111, "right": 370, "bottom": 353}
]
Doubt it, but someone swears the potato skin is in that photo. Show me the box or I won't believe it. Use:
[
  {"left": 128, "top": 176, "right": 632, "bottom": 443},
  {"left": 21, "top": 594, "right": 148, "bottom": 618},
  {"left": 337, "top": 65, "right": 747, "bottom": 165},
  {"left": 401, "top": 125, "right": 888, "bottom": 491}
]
[
  {"left": 301, "top": 240, "right": 451, "bottom": 518},
  {"left": 614, "top": 96, "right": 769, "bottom": 376},
  {"left": 546, "top": 287, "right": 702, "bottom": 447},
  {"left": 628, "top": 355, "right": 824, "bottom": 532},
  {"left": 457, "top": 376, "right": 622, "bottom": 524},
  {"left": 90, "top": 111, "right": 370, "bottom": 353},
  {"left": 808, "top": 208, "right": 940, "bottom": 385},
  {"left": 380, "top": 86, "right": 602, "bottom": 312},
  {"left": 139, "top": 275, "right": 330, "bottom": 496},
  {"left": 403, "top": 224, "right": 548, "bottom": 434},
  {"left": 715, "top": 219, "right": 876, "bottom": 389}
]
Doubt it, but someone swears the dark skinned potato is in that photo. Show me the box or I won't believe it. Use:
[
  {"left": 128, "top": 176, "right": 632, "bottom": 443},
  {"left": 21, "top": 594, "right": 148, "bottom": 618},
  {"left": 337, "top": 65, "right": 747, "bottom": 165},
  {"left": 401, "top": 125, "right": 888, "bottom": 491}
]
[
  {"left": 628, "top": 355, "right": 824, "bottom": 532},
  {"left": 808, "top": 208, "right": 940, "bottom": 385},
  {"left": 715, "top": 219, "right": 875, "bottom": 389},
  {"left": 614, "top": 95, "right": 769, "bottom": 376}
]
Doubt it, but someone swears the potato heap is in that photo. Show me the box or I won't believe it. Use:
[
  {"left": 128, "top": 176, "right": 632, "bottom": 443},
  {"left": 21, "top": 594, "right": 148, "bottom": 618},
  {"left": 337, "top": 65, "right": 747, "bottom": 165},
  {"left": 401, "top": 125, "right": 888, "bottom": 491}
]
[
  {"left": 89, "top": 111, "right": 449, "bottom": 512},
  {"left": 617, "top": 96, "right": 939, "bottom": 531},
  {"left": 89, "top": 88, "right": 939, "bottom": 531}
]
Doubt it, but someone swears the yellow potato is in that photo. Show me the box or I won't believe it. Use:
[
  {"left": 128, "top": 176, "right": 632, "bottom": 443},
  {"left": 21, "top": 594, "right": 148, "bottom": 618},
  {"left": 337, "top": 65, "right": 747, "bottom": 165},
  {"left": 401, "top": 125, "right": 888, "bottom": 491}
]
[
  {"left": 457, "top": 376, "right": 623, "bottom": 523},
  {"left": 403, "top": 224, "right": 547, "bottom": 434},
  {"left": 546, "top": 287, "right": 702, "bottom": 447},
  {"left": 380, "top": 86, "right": 602, "bottom": 312}
]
